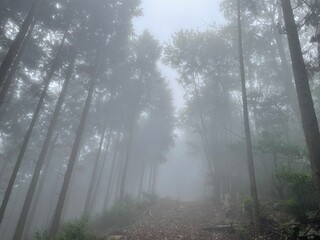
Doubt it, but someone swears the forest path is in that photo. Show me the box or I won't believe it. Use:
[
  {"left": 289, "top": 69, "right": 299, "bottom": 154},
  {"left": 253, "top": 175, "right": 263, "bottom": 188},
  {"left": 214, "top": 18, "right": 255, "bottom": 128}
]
[{"left": 115, "top": 199, "right": 237, "bottom": 240}]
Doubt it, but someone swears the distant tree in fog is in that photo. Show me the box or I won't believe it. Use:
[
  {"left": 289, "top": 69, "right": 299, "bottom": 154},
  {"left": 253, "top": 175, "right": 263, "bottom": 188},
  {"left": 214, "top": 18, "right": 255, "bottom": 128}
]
[{"left": 236, "top": 0, "right": 261, "bottom": 232}]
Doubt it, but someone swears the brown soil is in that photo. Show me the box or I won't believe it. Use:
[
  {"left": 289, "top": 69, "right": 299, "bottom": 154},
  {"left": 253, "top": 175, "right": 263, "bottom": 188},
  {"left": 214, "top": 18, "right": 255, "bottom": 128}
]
[{"left": 105, "top": 199, "right": 289, "bottom": 240}]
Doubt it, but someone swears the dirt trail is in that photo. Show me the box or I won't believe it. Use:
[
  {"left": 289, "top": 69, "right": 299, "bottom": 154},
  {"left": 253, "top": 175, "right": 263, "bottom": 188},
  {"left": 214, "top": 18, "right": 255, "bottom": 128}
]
[{"left": 119, "top": 200, "right": 236, "bottom": 240}]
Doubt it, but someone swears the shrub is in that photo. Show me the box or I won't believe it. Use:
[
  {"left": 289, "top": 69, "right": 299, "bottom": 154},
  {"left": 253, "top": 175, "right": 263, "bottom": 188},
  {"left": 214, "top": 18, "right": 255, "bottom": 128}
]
[
  {"left": 241, "top": 196, "right": 268, "bottom": 219},
  {"left": 57, "top": 219, "right": 98, "bottom": 240},
  {"left": 279, "top": 199, "right": 305, "bottom": 220},
  {"left": 32, "top": 219, "right": 98, "bottom": 240},
  {"left": 274, "top": 166, "right": 317, "bottom": 219},
  {"left": 92, "top": 194, "right": 158, "bottom": 232},
  {"left": 32, "top": 231, "right": 49, "bottom": 240},
  {"left": 241, "top": 196, "right": 252, "bottom": 216},
  {"left": 92, "top": 199, "right": 143, "bottom": 232}
]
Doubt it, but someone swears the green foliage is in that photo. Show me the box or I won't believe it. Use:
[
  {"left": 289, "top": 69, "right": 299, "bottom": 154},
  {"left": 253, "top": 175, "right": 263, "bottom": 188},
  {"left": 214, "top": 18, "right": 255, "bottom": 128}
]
[
  {"left": 274, "top": 166, "right": 317, "bottom": 219},
  {"left": 32, "top": 231, "right": 49, "bottom": 240},
  {"left": 255, "top": 130, "right": 306, "bottom": 160},
  {"left": 57, "top": 219, "right": 97, "bottom": 240},
  {"left": 241, "top": 196, "right": 252, "bottom": 216},
  {"left": 241, "top": 196, "right": 268, "bottom": 219},
  {"left": 32, "top": 219, "right": 98, "bottom": 240},
  {"left": 92, "top": 198, "right": 150, "bottom": 232},
  {"left": 279, "top": 199, "right": 305, "bottom": 220}
]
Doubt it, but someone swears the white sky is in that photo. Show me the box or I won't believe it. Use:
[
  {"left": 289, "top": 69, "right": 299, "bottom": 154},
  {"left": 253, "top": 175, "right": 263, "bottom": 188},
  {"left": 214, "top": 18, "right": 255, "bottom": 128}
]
[{"left": 133, "top": 0, "right": 225, "bottom": 109}]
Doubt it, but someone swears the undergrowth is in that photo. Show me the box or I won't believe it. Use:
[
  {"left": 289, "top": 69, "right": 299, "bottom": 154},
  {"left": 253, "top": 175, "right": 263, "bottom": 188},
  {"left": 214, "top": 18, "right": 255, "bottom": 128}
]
[
  {"left": 92, "top": 194, "right": 156, "bottom": 232},
  {"left": 32, "top": 219, "right": 98, "bottom": 240},
  {"left": 32, "top": 195, "right": 157, "bottom": 239}
]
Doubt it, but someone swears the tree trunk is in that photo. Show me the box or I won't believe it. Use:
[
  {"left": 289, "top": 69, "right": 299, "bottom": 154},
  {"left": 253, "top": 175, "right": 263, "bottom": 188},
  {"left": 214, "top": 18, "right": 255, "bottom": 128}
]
[
  {"left": 103, "top": 130, "right": 121, "bottom": 210},
  {"left": 13, "top": 39, "right": 74, "bottom": 240},
  {"left": 24, "top": 133, "right": 59, "bottom": 237},
  {"left": 114, "top": 143, "right": 126, "bottom": 202},
  {"left": 137, "top": 157, "right": 146, "bottom": 199},
  {"left": 281, "top": 0, "right": 320, "bottom": 203},
  {"left": 48, "top": 47, "right": 104, "bottom": 238},
  {"left": 89, "top": 126, "right": 114, "bottom": 212},
  {"left": 0, "top": 147, "right": 17, "bottom": 182},
  {"left": 148, "top": 164, "right": 154, "bottom": 194},
  {"left": 119, "top": 122, "right": 134, "bottom": 203},
  {"left": 89, "top": 130, "right": 112, "bottom": 213},
  {"left": 237, "top": 0, "right": 261, "bottom": 233},
  {"left": 84, "top": 123, "right": 111, "bottom": 216},
  {"left": 192, "top": 76, "right": 219, "bottom": 199},
  {"left": 271, "top": 8, "right": 300, "bottom": 121},
  {"left": 0, "top": 30, "right": 66, "bottom": 225},
  {"left": 0, "top": 2, "right": 8, "bottom": 37},
  {"left": 0, "top": 19, "right": 36, "bottom": 106},
  {"left": 151, "top": 161, "right": 158, "bottom": 195},
  {"left": 0, "top": 0, "right": 42, "bottom": 90},
  {"left": 0, "top": 0, "right": 7, "bottom": 13}
]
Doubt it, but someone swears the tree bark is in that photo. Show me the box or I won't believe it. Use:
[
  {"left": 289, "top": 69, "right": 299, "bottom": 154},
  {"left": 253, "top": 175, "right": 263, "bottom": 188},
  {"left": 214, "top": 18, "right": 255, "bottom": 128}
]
[
  {"left": 271, "top": 8, "right": 300, "bottom": 121},
  {"left": 148, "top": 163, "right": 153, "bottom": 194},
  {"left": 137, "top": 157, "right": 146, "bottom": 199},
  {"left": 89, "top": 129, "right": 112, "bottom": 213},
  {"left": 0, "top": 30, "right": 66, "bottom": 225},
  {"left": 281, "top": 0, "right": 320, "bottom": 202},
  {"left": 24, "top": 133, "right": 59, "bottom": 237},
  {"left": 103, "top": 130, "right": 121, "bottom": 210},
  {"left": 48, "top": 46, "right": 104, "bottom": 238},
  {"left": 119, "top": 122, "right": 134, "bottom": 203},
  {"left": 0, "top": 19, "right": 36, "bottom": 106},
  {"left": 13, "top": 38, "right": 74, "bottom": 240},
  {"left": 0, "top": 0, "right": 42, "bottom": 90},
  {"left": 192, "top": 76, "right": 218, "bottom": 199},
  {"left": 151, "top": 161, "right": 158, "bottom": 195},
  {"left": 84, "top": 123, "right": 111, "bottom": 216},
  {"left": 114, "top": 142, "right": 126, "bottom": 202},
  {"left": 237, "top": 0, "right": 261, "bottom": 233}
]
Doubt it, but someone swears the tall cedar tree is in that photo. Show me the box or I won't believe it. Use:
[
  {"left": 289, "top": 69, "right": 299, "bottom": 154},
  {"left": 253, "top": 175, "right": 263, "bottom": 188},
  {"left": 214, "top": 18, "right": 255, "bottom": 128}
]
[
  {"left": 12, "top": 35, "right": 75, "bottom": 240},
  {"left": 0, "top": 32, "right": 66, "bottom": 225},
  {"left": 237, "top": 0, "right": 261, "bottom": 232},
  {"left": 281, "top": 0, "right": 320, "bottom": 202},
  {"left": 49, "top": 44, "right": 105, "bottom": 238},
  {"left": 0, "top": 0, "right": 42, "bottom": 98}
]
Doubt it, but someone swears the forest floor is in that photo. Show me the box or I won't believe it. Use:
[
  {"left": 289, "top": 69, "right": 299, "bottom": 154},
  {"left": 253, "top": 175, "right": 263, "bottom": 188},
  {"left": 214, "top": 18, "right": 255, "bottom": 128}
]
[{"left": 102, "top": 199, "right": 290, "bottom": 240}]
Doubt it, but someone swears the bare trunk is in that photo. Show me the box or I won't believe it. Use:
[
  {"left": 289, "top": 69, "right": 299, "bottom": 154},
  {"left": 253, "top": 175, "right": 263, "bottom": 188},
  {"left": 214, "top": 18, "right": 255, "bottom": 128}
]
[
  {"left": 48, "top": 46, "right": 103, "bottom": 238},
  {"left": 0, "top": 0, "right": 7, "bottom": 13},
  {"left": 272, "top": 9, "right": 300, "bottom": 121},
  {"left": 137, "top": 158, "right": 146, "bottom": 199},
  {"left": 84, "top": 124, "right": 111, "bottom": 216},
  {"left": 148, "top": 164, "right": 154, "bottom": 194},
  {"left": 119, "top": 122, "right": 134, "bottom": 203},
  {"left": 0, "top": 19, "right": 36, "bottom": 105},
  {"left": 24, "top": 133, "right": 59, "bottom": 236},
  {"left": 115, "top": 143, "right": 126, "bottom": 202},
  {"left": 0, "top": 31, "right": 66, "bottom": 225},
  {"left": 237, "top": 0, "right": 261, "bottom": 233},
  {"left": 89, "top": 129, "right": 113, "bottom": 213},
  {"left": 13, "top": 37, "right": 74, "bottom": 240},
  {"left": 0, "top": 0, "right": 41, "bottom": 90},
  {"left": 103, "top": 130, "right": 121, "bottom": 210},
  {"left": 151, "top": 161, "right": 158, "bottom": 195},
  {"left": 281, "top": 0, "right": 320, "bottom": 203},
  {"left": 193, "top": 77, "right": 218, "bottom": 199}
]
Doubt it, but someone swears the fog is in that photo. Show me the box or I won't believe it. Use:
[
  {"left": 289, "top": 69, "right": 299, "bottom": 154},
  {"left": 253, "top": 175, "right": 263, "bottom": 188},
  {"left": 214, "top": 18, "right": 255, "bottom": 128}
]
[{"left": 0, "top": 0, "right": 319, "bottom": 239}]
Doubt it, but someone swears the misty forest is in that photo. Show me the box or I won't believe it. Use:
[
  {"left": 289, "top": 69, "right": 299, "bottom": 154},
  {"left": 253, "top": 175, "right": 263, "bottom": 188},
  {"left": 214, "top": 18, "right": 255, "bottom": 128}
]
[{"left": 1, "top": 0, "right": 320, "bottom": 239}]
